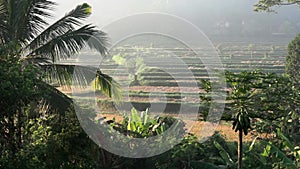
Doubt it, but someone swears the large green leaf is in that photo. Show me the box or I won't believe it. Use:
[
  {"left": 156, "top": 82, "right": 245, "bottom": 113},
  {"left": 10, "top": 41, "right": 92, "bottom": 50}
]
[
  {"left": 260, "top": 140, "right": 297, "bottom": 169},
  {"left": 30, "top": 24, "right": 108, "bottom": 62},
  {"left": 214, "top": 141, "right": 234, "bottom": 166},
  {"left": 28, "top": 2, "right": 92, "bottom": 50},
  {"left": 38, "top": 81, "right": 73, "bottom": 114},
  {"left": 92, "top": 70, "right": 122, "bottom": 100}
]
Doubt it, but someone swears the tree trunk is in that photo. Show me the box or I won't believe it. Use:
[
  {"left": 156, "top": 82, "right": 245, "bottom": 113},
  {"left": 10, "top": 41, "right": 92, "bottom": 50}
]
[
  {"left": 17, "top": 108, "right": 22, "bottom": 149},
  {"left": 8, "top": 116, "right": 16, "bottom": 156},
  {"left": 238, "top": 129, "right": 243, "bottom": 169}
]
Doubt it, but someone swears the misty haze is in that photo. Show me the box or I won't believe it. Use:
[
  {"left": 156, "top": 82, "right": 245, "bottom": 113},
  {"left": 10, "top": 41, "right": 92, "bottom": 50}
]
[{"left": 1, "top": 0, "right": 300, "bottom": 168}]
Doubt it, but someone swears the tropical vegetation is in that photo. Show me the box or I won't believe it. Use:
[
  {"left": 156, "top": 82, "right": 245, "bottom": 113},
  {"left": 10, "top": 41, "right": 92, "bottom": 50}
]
[
  {"left": 1, "top": 0, "right": 300, "bottom": 169},
  {"left": 0, "top": 0, "right": 117, "bottom": 168}
]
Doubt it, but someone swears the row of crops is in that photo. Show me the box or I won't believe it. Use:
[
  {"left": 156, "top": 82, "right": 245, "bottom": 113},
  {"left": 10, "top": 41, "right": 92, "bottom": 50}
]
[
  {"left": 62, "top": 43, "right": 287, "bottom": 114},
  {"left": 100, "top": 43, "right": 286, "bottom": 86}
]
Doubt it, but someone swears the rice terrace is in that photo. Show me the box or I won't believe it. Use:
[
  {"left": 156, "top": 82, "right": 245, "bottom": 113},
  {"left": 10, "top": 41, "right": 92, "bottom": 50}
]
[
  {"left": 1, "top": 0, "right": 300, "bottom": 168},
  {"left": 59, "top": 37, "right": 287, "bottom": 142}
]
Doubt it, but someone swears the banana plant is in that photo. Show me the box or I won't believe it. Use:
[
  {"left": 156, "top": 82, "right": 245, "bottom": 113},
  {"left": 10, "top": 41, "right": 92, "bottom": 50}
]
[
  {"left": 213, "top": 141, "right": 235, "bottom": 168},
  {"left": 247, "top": 129, "right": 299, "bottom": 169},
  {"left": 112, "top": 53, "right": 148, "bottom": 85},
  {"left": 110, "top": 108, "right": 182, "bottom": 138}
]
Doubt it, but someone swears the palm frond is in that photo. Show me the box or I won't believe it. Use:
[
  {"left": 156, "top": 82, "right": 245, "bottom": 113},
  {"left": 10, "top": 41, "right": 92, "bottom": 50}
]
[
  {"left": 30, "top": 24, "right": 108, "bottom": 61},
  {"left": 38, "top": 81, "right": 73, "bottom": 115},
  {"left": 92, "top": 70, "right": 122, "bottom": 101},
  {"left": 85, "top": 29, "right": 108, "bottom": 55},
  {"left": 38, "top": 64, "right": 121, "bottom": 100},
  {"left": 28, "top": 3, "right": 92, "bottom": 50},
  {"left": 42, "top": 64, "right": 95, "bottom": 87},
  {"left": 23, "top": 57, "right": 52, "bottom": 65},
  {"left": 16, "top": 0, "right": 55, "bottom": 45},
  {"left": 0, "top": 1, "right": 5, "bottom": 15},
  {"left": 0, "top": 1, "right": 116, "bottom": 113},
  {"left": 0, "top": 0, "right": 54, "bottom": 46},
  {"left": 0, "top": 1, "right": 8, "bottom": 44}
]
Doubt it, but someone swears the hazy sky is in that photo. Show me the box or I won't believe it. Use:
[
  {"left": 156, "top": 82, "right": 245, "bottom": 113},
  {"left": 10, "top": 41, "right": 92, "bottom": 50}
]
[
  {"left": 51, "top": 0, "right": 300, "bottom": 43},
  {"left": 52, "top": 0, "right": 299, "bottom": 27},
  {"left": 52, "top": 0, "right": 177, "bottom": 26}
]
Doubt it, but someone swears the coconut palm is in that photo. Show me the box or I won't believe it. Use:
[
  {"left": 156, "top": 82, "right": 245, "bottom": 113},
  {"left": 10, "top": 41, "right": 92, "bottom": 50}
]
[{"left": 0, "top": 0, "right": 119, "bottom": 112}]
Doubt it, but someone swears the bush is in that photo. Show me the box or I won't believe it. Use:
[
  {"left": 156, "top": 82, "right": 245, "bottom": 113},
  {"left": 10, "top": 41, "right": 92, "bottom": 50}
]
[
  {"left": 286, "top": 33, "right": 300, "bottom": 84},
  {"left": 100, "top": 108, "right": 238, "bottom": 169},
  {"left": 1, "top": 107, "right": 102, "bottom": 169},
  {"left": 0, "top": 58, "right": 102, "bottom": 168}
]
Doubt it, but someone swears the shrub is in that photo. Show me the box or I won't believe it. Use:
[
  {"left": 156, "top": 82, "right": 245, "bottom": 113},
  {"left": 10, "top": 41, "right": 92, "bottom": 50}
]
[{"left": 286, "top": 33, "right": 300, "bottom": 84}]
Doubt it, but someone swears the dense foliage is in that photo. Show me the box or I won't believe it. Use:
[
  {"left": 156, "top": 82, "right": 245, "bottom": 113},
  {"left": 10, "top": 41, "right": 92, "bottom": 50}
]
[
  {"left": 1, "top": 60, "right": 300, "bottom": 168},
  {"left": 286, "top": 34, "right": 300, "bottom": 84},
  {"left": 201, "top": 70, "right": 300, "bottom": 169},
  {"left": 0, "top": 58, "right": 43, "bottom": 165},
  {"left": 1, "top": 1, "right": 300, "bottom": 169},
  {"left": 0, "top": 0, "right": 117, "bottom": 168},
  {"left": 254, "top": 0, "right": 300, "bottom": 12},
  {"left": 0, "top": 58, "right": 97, "bottom": 168}
]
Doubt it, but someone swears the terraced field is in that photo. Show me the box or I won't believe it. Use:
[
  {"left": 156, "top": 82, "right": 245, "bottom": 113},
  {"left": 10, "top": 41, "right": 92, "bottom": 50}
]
[
  {"left": 61, "top": 44, "right": 286, "bottom": 112},
  {"left": 63, "top": 43, "right": 286, "bottom": 116},
  {"left": 57, "top": 42, "right": 287, "bottom": 140}
]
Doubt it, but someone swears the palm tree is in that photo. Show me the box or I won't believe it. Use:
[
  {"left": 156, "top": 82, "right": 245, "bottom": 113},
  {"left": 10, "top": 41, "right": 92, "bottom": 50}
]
[
  {"left": 0, "top": 0, "right": 119, "bottom": 112},
  {"left": 0, "top": 0, "right": 122, "bottom": 160}
]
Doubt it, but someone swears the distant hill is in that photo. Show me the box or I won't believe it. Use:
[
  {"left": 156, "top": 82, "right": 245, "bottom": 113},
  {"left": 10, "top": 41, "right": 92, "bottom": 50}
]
[
  {"left": 54, "top": 0, "right": 300, "bottom": 44},
  {"left": 161, "top": 0, "right": 300, "bottom": 43}
]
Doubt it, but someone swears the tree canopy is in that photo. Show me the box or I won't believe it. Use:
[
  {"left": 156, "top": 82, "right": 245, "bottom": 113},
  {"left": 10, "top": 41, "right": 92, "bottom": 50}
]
[
  {"left": 254, "top": 0, "right": 300, "bottom": 12},
  {"left": 286, "top": 34, "right": 300, "bottom": 84},
  {"left": 0, "top": 1, "right": 119, "bottom": 167},
  {"left": 0, "top": 0, "right": 120, "bottom": 111}
]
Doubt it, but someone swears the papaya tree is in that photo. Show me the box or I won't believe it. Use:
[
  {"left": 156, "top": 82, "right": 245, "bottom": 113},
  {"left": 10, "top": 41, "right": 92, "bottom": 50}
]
[
  {"left": 201, "top": 70, "right": 298, "bottom": 169},
  {"left": 201, "top": 71, "right": 262, "bottom": 169},
  {"left": 224, "top": 71, "right": 262, "bottom": 169}
]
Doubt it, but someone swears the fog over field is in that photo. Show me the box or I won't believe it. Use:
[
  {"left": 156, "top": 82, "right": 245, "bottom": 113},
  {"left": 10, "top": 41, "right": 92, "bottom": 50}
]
[{"left": 53, "top": 0, "right": 300, "bottom": 43}]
